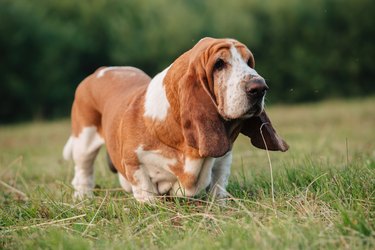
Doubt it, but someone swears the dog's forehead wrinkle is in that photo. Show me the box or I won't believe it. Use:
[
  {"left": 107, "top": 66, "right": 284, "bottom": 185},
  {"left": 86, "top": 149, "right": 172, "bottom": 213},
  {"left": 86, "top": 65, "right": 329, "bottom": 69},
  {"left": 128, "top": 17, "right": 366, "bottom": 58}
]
[
  {"left": 230, "top": 46, "right": 246, "bottom": 64},
  {"left": 228, "top": 45, "right": 261, "bottom": 77}
]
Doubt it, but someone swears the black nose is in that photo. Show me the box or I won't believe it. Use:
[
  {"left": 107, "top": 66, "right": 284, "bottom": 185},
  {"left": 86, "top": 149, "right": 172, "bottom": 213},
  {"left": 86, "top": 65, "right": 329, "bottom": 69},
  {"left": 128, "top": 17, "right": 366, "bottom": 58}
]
[{"left": 246, "top": 78, "right": 269, "bottom": 98}]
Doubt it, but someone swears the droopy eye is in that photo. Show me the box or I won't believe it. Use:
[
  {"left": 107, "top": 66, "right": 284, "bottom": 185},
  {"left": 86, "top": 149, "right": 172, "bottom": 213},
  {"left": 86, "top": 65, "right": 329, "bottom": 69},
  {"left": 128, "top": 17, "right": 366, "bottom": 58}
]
[
  {"left": 247, "top": 57, "right": 255, "bottom": 68},
  {"left": 214, "top": 58, "right": 226, "bottom": 71}
]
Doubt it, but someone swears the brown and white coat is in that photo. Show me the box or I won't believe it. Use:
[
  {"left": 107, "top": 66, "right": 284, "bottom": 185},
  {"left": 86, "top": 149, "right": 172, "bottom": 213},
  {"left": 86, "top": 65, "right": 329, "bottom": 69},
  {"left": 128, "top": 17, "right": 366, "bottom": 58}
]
[{"left": 63, "top": 38, "right": 288, "bottom": 202}]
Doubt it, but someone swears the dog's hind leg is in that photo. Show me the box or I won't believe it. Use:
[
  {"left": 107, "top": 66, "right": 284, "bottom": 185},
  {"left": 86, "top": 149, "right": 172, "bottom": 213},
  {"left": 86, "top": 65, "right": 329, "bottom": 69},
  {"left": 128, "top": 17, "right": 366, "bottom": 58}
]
[
  {"left": 70, "top": 126, "right": 104, "bottom": 199},
  {"left": 63, "top": 136, "right": 74, "bottom": 160}
]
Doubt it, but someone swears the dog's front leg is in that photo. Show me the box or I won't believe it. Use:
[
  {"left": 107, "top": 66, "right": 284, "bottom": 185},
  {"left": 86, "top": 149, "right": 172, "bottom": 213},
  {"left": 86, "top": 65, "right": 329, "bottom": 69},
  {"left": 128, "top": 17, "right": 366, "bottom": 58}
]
[
  {"left": 129, "top": 166, "right": 158, "bottom": 202},
  {"left": 208, "top": 151, "right": 232, "bottom": 200}
]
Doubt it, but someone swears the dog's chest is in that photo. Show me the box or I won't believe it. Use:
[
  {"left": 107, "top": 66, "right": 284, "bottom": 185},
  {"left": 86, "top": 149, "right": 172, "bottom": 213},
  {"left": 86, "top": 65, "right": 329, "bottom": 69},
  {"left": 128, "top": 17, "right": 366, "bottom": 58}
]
[
  {"left": 135, "top": 145, "right": 212, "bottom": 195},
  {"left": 135, "top": 146, "right": 178, "bottom": 193}
]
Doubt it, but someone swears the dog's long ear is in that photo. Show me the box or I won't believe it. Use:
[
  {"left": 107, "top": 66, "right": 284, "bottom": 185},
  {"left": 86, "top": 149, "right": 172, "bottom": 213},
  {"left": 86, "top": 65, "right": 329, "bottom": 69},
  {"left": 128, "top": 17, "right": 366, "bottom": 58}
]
[
  {"left": 164, "top": 38, "right": 231, "bottom": 157},
  {"left": 241, "top": 111, "right": 289, "bottom": 152},
  {"left": 179, "top": 71, "right": 230, "bottom": 158}
]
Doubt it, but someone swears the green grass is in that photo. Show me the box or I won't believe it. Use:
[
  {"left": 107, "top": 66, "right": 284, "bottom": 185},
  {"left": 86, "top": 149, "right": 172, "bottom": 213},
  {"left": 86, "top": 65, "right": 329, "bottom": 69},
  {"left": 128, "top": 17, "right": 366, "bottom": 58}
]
[{"left": 1, "top": 98, "right": 374, "bottom": 249}]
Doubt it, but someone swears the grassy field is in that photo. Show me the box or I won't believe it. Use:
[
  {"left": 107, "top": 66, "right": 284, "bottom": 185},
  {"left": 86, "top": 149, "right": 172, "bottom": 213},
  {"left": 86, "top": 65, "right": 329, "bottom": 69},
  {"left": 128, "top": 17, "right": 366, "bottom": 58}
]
[{"left": 0, "top": 98, "right": 374, "bottom": 249}]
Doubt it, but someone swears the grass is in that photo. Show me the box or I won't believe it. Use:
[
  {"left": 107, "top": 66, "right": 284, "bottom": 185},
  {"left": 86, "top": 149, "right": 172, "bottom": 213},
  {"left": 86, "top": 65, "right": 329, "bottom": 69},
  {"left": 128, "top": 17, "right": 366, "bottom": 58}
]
[{"left": 1, "top": 98, "right": 374, "bottom": 249}]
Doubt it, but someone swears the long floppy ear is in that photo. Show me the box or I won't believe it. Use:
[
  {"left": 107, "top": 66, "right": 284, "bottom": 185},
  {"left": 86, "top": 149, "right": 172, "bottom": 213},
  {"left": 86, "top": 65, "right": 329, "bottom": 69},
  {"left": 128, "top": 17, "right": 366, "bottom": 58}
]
[
  {"left": 241, "top": 111, "right": 289, "bottom": 152},
  {"left": 180, "top": 73, "right": 230, "bottom": 158}
]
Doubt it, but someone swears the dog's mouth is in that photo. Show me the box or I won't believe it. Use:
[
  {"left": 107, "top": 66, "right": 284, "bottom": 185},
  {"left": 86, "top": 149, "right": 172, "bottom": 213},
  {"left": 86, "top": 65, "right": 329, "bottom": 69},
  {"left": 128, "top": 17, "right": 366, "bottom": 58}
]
[
  {"left": 249, "top": 105, "right": 263, "bottom": 116},
  {"left": 239, "top": 98, "right": 265, "bottom": 119},
  {"left": 239, "top": 106, "right": 263, "bottom": 119},
  {"left": 221, "top": 103, "right": 263, "bottom": 121}
]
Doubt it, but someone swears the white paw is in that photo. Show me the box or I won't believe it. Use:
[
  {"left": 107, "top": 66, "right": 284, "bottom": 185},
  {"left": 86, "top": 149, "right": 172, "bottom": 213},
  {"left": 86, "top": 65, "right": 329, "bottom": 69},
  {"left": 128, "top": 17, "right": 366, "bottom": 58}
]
[
  {"left": 209, "top": 185, "right": 229, "bottom": 203},
  {"left": 73, "top": 188, "right": 94, "bottom": 201},
  {"left": 157, "top": 181, "right": 173, "bottom": 194},
  {"left": 133, "top": 190, "right": 156, "bottom": 203},
  {"left": 71, "top": 172, "right": 95, "bottom": 200},
  {"left": 213, "top": 196, "right": 227, "bottom": 206},
  {"left": 132, "top": 183, "right": 158, "bottom": 203}
]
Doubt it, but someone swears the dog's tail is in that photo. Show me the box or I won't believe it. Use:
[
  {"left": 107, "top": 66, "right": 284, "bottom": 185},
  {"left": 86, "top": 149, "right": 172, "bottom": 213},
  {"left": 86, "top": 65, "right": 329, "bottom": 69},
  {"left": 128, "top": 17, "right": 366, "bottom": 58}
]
[
  {"left": 63, "top": 136, "right": 73, "bottom": 160},
  {"left": 107, "top": 152, "right": 118, "bottom": 173}
]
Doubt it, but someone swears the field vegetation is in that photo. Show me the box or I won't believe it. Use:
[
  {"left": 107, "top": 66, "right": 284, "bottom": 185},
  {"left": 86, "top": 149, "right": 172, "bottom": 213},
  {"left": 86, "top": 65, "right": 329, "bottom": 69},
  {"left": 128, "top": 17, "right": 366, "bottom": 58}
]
[{"left": 1, "top": 98, "right": 374, "bottom": 249}]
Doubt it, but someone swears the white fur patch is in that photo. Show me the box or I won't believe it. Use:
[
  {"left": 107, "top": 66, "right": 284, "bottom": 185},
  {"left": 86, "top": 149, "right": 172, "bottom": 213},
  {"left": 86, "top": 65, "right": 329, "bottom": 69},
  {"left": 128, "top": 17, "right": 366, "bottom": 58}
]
[
  {"left": 184, "top": 158, "right": 204, "bottom": 176},
  {"left": 118, "top": 174, "right": 132, "bottom": 193},
  {"left": 224, "top": 46, "right": 263, "bottom": 118},
  {"left": 135, "top": 146, "right": 177, "bottom": 173},
  {"left": 144, "top": 66, "right": 171, "bottom": 121},
  {"left": 97, "top": 66, "right": 123, "bottom": 78},
  {"left": 132, "top": 168, "right": 158, "bottom": 202},
  {"left": 135, "top": 145, "right": 177, "bottom": 194},
  {"left": 171, "top": 157, "right": 215, "bottom": 197},
  {"left": 72, "top": 127, "right": 105, "bottom": 156},
  {"left": 230, "top": 46, "right": 259, "bottom": 77},
  {"left": 157, "top": 181, "right": 174, "bottom": 194},
  {"left": 63, "top": 136, "right": 73, "bottom": 160},
  {"left": 194, "top": 157, "right": 216, "bottom": 192},
  {"left": 123, "top": 146, "right": 232, "bottom": 199}
]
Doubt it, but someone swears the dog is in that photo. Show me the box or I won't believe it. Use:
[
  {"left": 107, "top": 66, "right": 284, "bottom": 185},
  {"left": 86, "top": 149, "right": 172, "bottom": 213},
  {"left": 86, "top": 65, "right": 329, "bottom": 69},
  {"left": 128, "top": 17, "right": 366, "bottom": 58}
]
[{"left": 63, "top": 37, "right": 288, "bottom": 202}]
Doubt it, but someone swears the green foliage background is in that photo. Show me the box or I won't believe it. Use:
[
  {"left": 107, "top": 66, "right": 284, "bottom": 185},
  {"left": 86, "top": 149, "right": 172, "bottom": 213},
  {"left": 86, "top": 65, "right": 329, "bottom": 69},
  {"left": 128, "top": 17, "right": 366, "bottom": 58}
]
[{"left": 1, "top": 0, "right": 374, "bottom": 122}]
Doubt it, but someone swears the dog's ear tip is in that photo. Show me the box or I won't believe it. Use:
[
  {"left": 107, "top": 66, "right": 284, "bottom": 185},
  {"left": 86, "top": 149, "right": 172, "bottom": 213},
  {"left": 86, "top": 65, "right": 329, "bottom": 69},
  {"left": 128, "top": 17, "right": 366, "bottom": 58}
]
[
  {"left": 249, "top": 136, "right": 289, "bottom": 152},
  {"left": 281, "top": 142, "right": 289, "bottom": 152},
  {"left": 277, "top": 136, "right": 289, "bottom": 152}
]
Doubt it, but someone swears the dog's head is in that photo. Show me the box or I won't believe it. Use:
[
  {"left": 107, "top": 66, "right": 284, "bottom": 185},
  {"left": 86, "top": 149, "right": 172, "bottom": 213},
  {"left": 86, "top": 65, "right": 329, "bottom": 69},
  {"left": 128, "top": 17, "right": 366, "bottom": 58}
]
[{"left": 165, "top": 37, "right": 288, "bottom": 157}]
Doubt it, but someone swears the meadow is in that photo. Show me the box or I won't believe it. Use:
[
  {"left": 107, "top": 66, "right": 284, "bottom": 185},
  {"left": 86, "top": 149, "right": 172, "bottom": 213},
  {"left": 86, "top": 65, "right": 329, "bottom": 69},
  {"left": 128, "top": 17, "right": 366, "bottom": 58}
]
[{"left": 0, "top": 98, "right": 374, "bottom": 249}]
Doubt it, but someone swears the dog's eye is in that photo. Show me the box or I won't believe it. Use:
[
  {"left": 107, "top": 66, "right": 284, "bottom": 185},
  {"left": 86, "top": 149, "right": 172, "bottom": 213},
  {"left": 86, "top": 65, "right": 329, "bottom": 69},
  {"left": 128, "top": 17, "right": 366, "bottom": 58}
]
[
  {"left": 247, "top": 58, "right": 254, "bottom": 68},
  {"left": 214, "top": 58, "right": 226, "bottom": 71}
]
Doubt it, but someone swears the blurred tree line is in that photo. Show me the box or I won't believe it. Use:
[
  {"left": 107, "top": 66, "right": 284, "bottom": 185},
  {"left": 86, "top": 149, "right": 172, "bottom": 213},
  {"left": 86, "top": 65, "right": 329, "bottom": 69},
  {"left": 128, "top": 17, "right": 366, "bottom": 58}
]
[{"left": 0, "top": 0, "right": 374, "bottom": 123}]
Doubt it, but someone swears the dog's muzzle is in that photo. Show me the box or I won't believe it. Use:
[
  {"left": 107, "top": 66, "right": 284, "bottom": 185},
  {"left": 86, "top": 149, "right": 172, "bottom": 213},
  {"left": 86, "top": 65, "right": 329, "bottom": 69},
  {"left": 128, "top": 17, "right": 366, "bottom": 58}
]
[
  {"left": 244, "top": 76, "right": 268, "bottom": 116},
  {"left": 245, "top": 77, "right": 269, "bottom": 100}
]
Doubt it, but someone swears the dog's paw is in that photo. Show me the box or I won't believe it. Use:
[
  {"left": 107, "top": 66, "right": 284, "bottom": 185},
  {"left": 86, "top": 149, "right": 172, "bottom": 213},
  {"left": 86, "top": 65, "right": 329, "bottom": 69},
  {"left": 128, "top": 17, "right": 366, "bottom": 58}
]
[
  {"left": 133, "top": 189, "right": 157, "bottom": 203},
  {"left": 73, "top": 188, "right": 94, "bottom": 201}
]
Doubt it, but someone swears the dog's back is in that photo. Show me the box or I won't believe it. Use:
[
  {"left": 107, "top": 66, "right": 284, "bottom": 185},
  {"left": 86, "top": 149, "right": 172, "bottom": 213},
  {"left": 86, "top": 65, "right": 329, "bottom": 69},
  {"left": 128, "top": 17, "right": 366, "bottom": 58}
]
[{"left": 70, "top": 66, "right": 151, "bottom": 137}]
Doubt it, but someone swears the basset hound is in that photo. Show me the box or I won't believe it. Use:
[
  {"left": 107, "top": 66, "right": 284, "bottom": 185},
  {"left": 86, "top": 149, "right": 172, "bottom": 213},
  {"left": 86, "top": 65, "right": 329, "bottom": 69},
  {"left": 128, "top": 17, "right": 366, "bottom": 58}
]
[{"left": 63, "top": 37, "right": 289, "bottom": 202}]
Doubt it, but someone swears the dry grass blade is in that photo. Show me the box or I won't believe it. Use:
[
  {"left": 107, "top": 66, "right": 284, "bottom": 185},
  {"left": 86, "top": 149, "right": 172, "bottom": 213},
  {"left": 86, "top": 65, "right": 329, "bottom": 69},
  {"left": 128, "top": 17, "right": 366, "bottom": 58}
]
[
  {"left": 1, "top": 214, "right": 87, "bottom": 233},
  {"left": 216, "top": 185, "right": 277, "bottom": 240},
  {"left": 259, "top": 122, "right": 275, "bottom": 206},
  {"left": 305, "top": 172, "right": 328, "bottom": 198},
  {"left": 0, "top": 180, "right": 28, "bottom": 200},
  {"left": 81, "top": 191, "right": 108, "bottom": 236},
  {"left": 0, "top": 156, "right": 23, "bottom": 176}
]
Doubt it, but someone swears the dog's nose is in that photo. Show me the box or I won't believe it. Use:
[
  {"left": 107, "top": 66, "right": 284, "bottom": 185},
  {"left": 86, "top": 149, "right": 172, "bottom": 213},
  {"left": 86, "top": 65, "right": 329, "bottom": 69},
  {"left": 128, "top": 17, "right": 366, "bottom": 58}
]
[{"left": 246, "top": 77, "right": 269, "bottom": 98}]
